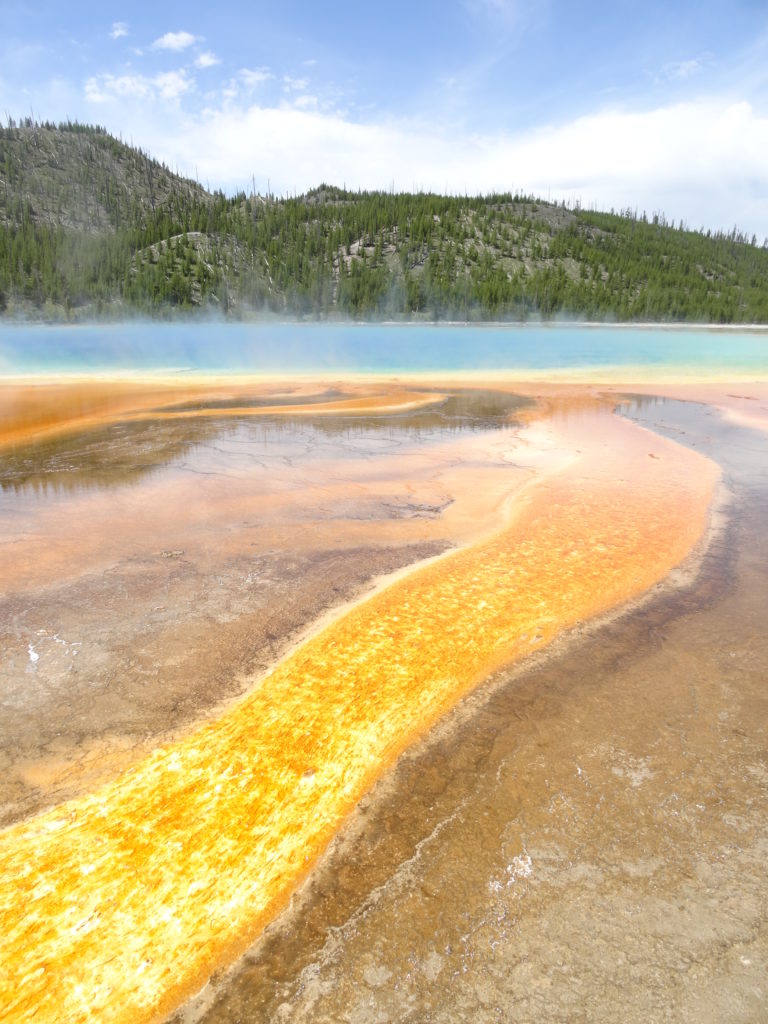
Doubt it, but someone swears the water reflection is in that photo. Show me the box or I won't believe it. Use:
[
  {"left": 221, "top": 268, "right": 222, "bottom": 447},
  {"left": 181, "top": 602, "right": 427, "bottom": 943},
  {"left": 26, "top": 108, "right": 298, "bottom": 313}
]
[
  {"left": 0, "top": 389, "right": 531, "bottom": 497},
  {"left": 151, "top": 389, "right": 350, "bottom": 412},
  {"left": 0, "top": 418, "right": 222, "bottom": 496},
  {"left": 619, "top": 394, "right": 768, "bottom": 487}
]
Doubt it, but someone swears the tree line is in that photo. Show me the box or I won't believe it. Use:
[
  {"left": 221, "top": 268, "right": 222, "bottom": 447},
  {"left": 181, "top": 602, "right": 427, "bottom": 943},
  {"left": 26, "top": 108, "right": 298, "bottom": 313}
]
[{"left": 2, "top": 122, "right": 767, "bottom": 322}]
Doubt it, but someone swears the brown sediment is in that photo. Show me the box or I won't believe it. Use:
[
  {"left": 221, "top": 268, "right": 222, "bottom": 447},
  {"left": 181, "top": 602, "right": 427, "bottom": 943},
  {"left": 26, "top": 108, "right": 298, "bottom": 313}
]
[
  {"left": 0, "top": 543, "right": 456, "bottom": 828},
  {"left": 121, "top": 389, "right": 449, "bottom": 421},
  {"left": 0, "top": 408, "right": 527, "bottom": 594},
  {"left": 0, "top": 392, "right": 718, "bottom": 1024},
  {"left": 0, "top": 379, "right": 210, "bottom": 449},
  {"left": 0, "top": 378, "right": 446, "bottom": 451},
  {"left": 0, "top": 395, "right": 528, "bottom": 824}
]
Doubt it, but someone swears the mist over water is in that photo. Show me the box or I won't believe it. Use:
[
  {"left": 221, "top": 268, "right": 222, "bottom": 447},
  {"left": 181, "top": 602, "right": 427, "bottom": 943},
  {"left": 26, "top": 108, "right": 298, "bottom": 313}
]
[{"left": 1, "top": 322, "right": 768, "bottom": 375}]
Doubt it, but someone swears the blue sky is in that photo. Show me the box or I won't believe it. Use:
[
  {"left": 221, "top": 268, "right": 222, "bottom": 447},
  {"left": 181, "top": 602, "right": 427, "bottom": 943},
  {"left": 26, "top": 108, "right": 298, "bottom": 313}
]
[{"left": 3, "top": 1, "right": 768, "bottom": 237}]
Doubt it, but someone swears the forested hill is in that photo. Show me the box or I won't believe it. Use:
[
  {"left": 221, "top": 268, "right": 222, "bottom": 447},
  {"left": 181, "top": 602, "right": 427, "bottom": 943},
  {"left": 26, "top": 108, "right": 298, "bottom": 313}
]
[{"left": 2, "top": 119, "right": 768, "bottom": 323}]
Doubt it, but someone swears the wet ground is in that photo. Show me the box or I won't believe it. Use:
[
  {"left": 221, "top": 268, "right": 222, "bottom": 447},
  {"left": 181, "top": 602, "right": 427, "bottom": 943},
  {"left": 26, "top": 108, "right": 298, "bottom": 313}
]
[
  {"left": 0, "top": 388, "right": 531, "bottom": 826},
  {"left": 0, "top": 380, "right": 765, "bottom": 1024},
  {"left": 173, "top": 397, "right": 768, "bottom": 1024}
]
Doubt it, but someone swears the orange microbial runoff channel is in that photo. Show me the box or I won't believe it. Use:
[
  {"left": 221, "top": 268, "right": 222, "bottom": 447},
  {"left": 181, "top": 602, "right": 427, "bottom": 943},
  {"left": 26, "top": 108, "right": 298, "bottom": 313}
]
[{"left": 0, "top": 383, "right": 718, "bottom": 1023}]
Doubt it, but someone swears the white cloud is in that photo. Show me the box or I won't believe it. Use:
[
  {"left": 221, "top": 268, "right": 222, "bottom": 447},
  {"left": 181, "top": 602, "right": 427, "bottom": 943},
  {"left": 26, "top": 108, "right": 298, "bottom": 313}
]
[
  {"left": 659, "top": 53, "right": 714, "bottom": 83},
  {"left": 85, "top": 69, "right": 194, "bottom": 104},
  {"left": 665, "top": 59, "right": 704, "bottom": 80},
  {"left": 152, "top": 31, "right": 197, "bottom": 52},
  {"left": 292, "top": 95, "right": 319, "bottom": 110},
  {"left": 145, "top": 96, "right": 768, "bottom": 238},
  {"left": 283, "top": 76, "right": 309, "bottom": 92},
  {"left": 195, "top": 51, "right": 220, "bottom": 69},
  {"left": 85, "top": 74, "right": 150, "bottom": 102},
  {"left": 110, "top": 22, "right": 128, "bottom": 40},
  {"left": 239, "top": 67, "right": 273, "bottom": 88},
  {"left": 153, "top": 70, "right": 194, "bottom": 100}
]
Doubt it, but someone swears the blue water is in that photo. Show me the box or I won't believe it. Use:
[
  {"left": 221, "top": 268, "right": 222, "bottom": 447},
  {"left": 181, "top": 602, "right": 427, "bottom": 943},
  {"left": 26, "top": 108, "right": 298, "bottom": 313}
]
[{"left": 1, "top": 323, "right": 767, "bottom": 375}]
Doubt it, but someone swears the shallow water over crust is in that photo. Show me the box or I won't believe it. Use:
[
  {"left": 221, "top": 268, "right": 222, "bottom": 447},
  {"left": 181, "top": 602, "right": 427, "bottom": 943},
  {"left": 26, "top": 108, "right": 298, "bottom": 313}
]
[
  {"left": 0, "top": 389, "right": 714, "bottom": 1024},
  {"left": 180, "top": 399, "right": 768, "bottom": 1024},
  {"left": 0, "top": 390, "right": 530, "bottom": 826}
]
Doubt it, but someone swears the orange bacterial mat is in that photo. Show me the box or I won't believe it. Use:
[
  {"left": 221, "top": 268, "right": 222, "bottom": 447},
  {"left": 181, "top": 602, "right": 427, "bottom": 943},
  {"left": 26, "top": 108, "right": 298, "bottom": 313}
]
[{"left": 0, "top": 401, "right": 718, "bottom": 1023}]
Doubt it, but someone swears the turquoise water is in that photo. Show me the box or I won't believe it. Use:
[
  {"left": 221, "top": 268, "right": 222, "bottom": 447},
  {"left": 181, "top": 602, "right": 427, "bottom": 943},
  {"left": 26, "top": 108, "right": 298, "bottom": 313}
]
[{"left": 1, "top": 322, "right": 767, "bottom": 375}]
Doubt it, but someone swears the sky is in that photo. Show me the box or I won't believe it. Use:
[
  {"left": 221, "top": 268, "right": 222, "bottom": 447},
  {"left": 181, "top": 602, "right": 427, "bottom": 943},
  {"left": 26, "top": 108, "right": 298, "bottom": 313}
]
[{"left": 3, "top": 0, "right": 768, "bottom": 238}]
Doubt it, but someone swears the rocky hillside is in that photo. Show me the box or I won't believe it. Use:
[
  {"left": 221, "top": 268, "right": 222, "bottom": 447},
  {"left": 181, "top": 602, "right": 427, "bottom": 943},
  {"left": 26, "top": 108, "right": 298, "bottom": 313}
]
[{"left": 1, "top": 119, "right": 767, "bottom": 322}]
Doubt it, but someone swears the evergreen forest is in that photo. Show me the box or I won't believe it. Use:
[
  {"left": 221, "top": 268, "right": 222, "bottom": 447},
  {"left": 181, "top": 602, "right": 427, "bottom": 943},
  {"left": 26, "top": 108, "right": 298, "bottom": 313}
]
[{"left": 2, "top": 119, "right": 767, "bottom": 323}]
